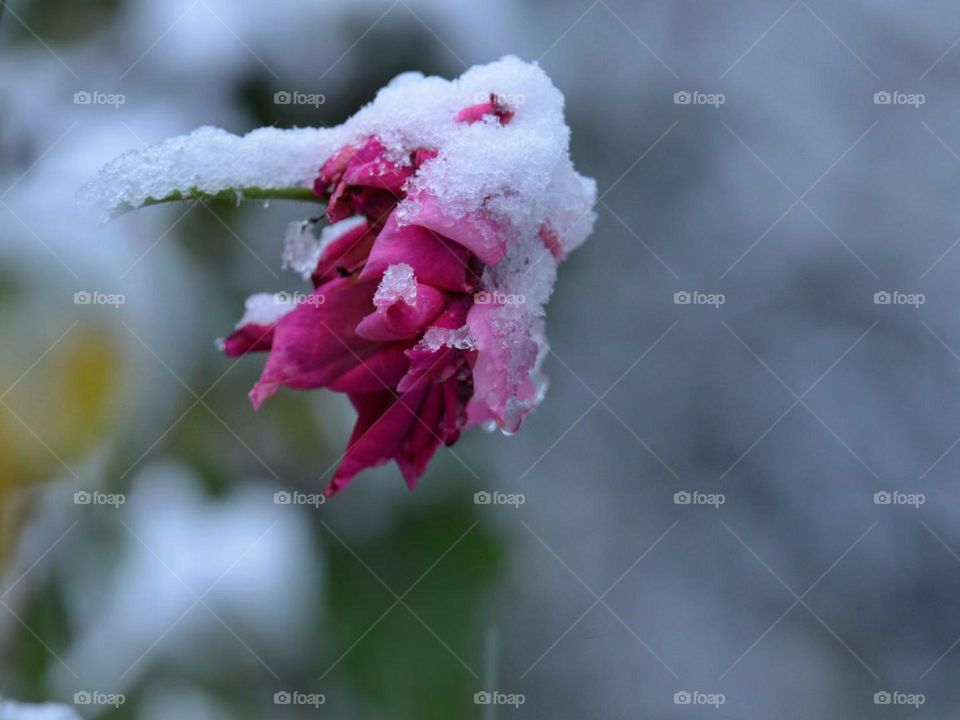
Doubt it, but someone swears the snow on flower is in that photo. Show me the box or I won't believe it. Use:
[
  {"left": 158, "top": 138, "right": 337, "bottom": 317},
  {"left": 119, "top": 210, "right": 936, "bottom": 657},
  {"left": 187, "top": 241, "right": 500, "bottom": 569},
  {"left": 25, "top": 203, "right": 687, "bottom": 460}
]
[{"left": 81, "top": 56, "right": 597, "bottom": 495}]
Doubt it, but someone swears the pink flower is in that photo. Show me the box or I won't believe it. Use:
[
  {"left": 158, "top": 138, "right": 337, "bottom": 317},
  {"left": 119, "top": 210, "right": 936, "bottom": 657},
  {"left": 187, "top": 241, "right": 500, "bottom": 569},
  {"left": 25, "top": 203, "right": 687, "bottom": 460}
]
[{"left": 224, "top": 97, "right": 572, "bottom": 496}]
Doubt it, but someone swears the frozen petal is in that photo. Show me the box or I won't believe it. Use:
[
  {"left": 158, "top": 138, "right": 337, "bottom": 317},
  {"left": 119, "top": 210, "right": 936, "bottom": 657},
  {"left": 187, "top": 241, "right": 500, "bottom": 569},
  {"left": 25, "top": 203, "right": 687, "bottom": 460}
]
[
  {"left": 356, "top": 283, "right": 447, "bottom": 341},
  {"left": 464, "top": 302, "right": 539, "bottom": 432},
  {"left": 360, "top": 213, "right": 471, "bottom": 292},
  {"left": 401, "top": 193, "right": 506, "bottom": 266},
  {"left": 311, "top": 220, "right": 376, "bottom": 287}
]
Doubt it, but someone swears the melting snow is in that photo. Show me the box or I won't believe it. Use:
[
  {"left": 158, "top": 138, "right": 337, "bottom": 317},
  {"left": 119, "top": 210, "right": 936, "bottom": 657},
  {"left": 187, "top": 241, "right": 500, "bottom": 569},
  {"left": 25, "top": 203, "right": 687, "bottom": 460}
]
[{"left": 374, "top": 263, "right": 418, "bottom": 307}]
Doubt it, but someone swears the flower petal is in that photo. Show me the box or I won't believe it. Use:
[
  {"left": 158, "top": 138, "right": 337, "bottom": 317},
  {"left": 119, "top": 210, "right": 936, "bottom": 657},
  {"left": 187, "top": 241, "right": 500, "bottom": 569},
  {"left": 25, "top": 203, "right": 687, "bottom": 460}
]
[
  {"left": 355, "top": 284, "right": 447, "bottom": 341},
  {"left": 360, "top": 213, "right": 472, "bottom": 292},
  {"left": 223, "top": 323, "right": 275, "bottom": 356},
  {"left": 327, "top": 343, "right": 413, "bottom": 393},
  {"left": 249, "top": 278, "right": 380, "bottom": 408},
  {"left": 311, "top": 221, "right": 376, "bottom": 287},
  {"left": 402, "top": 193, "right": 506, "bottom": 266},
  {"left": 455, "top": 94, "right": 515, "bottom": 125},
  {"left": 326, "top": 379, "right": 431, "bottom": 496},
  {"left": 464, "top": 302, "right": 540, "bottom": 432},
  {"left": 342, "top": 137, "right": 413, "bottom": 193}
]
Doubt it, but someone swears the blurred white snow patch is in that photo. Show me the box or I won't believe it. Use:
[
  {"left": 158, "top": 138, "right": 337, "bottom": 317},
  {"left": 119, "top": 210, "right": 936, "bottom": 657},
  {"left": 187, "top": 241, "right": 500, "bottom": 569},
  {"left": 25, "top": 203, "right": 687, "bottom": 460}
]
[
  {"left": 0, "top": 700, "right": 80, "bottom": 720},
  {"left": 54, "top": 462, "right": 323, "bottom": 694}
]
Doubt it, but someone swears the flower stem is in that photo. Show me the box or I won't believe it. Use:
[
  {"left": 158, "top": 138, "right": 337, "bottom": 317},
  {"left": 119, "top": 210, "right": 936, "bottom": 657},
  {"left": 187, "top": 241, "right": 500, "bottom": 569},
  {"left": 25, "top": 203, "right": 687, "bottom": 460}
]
[{"left": 113, "top": 186, "right": 324, "bottom": 217}]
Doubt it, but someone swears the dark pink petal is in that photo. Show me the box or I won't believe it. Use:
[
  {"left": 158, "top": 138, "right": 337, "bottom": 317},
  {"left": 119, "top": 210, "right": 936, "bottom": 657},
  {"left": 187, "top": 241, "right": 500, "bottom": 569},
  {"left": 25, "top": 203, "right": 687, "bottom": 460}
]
[
  {"left": 223, "top": 322, "right": 275, "bottom": 356},
  {"left": 402, "top": 193, "right": 506, "bottom": 266},
  {"left": 455, "top": 93, "right": 514, "bottom": 125},
  {"left": 395, "top": 295, "right": 473, "bottom": 392},
  {"left": 327, "top": 343, "right": 413, "bottom": 393},
  {"left": 441, "top": 376, "right": 464, "bottom": 445},
  {"left": 326, "top": 380, "right": 431, "bottom": 496},
  {"left": 412, "top": 147, "right": 438, "bottom": 170},
  {"left": 315, "top": 144, "right": 355, "bottom": 192},
  {"left": 397, "top": 345, "right": 456, "bottom": 393},
  {"left": 360, "top": 214, "right": 471, "bottom": 292},
  {"left": 396, "top": 381, "right": 446, "bottom": 488},
  {"left": 311, "top": 221, "right": 376, "bottom": 287},
  {"left": 355, "top": 284, "right": 447, "bottom": 342},
  {"left": 352, "top": 188, "right": 399, "bottom": 227},
  {"left": 316, "top": 137, "right": 412, "bottom": 225},
  {"left": 324, "top": 179, "right": 355, "bottom": 222},
  {"left": 325, "top": 184, "right": 398, "bottom": 226},
  {"left": 343, "top": 137, "right": 413, "bottom": 193},
  {"left": 249, "top": 278, "right": 380, "bottom": 409}
]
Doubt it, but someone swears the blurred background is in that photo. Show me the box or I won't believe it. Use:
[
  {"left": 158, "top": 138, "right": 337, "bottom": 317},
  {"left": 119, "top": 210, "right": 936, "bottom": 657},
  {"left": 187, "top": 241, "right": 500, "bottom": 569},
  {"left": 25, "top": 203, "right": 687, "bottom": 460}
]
[{"left": 2, "top": 0, "right": 960, "bottom": 717}]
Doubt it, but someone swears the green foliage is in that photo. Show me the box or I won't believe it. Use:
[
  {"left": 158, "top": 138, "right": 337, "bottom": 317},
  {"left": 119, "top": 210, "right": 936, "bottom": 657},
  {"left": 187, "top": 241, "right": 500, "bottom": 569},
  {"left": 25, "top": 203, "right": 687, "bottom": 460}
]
[{"left": 326, "top": 498, "right": 501, "bottom": 720}]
